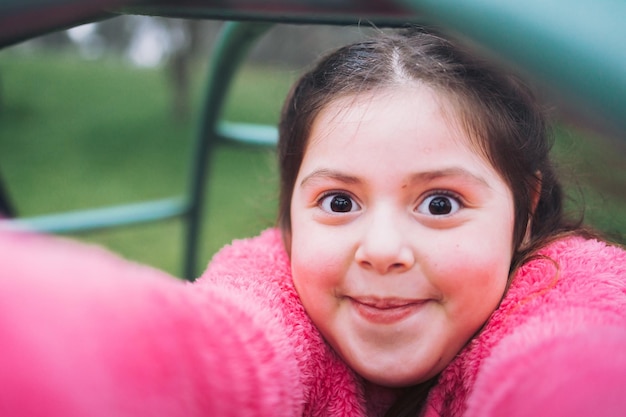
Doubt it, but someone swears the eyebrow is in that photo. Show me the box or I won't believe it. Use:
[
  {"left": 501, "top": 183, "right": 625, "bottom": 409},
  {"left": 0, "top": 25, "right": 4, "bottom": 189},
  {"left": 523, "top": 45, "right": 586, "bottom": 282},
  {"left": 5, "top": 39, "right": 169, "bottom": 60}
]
[
  {"left": 409, "top": 168, "right": 491, "bottom": 188},
  {"left": 299, "top": 169, "right": 361, "bottom": 187},
  {"left": 299, "top": 167, "right": 490, "bottom": 188}
]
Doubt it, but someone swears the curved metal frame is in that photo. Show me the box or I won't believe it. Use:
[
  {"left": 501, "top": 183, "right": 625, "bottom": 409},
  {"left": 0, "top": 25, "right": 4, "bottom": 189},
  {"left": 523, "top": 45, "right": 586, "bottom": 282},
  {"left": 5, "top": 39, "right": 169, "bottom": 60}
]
[{"left": 183, "top": 21, "right": 275, "bottom": 279}]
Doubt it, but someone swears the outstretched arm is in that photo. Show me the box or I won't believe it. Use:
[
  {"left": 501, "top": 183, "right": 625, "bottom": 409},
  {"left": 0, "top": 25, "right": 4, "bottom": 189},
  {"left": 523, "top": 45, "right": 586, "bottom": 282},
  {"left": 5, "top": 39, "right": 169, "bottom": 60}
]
[
  {"left": 0, "top": 231, "right": 302, "bottom": 417},
  {"left": 466, "top": 321, "right": 626, "bottom": 417},
  {"left": 465, "top": 239, "right": 626, "bottom": 417}
]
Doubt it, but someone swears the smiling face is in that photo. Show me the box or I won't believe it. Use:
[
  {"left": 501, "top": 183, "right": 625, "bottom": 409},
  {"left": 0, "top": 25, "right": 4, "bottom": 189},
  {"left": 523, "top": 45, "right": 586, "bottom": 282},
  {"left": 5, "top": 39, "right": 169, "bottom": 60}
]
[{"left": 289, "top": 85, "right": 516, "bottom": 387}]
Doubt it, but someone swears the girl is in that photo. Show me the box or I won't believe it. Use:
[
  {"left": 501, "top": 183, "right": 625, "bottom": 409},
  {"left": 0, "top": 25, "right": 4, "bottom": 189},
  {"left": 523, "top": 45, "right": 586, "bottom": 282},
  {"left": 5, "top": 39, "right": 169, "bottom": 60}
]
[{"left": 1, "top": 27, "right": 625, "bottom": 417}]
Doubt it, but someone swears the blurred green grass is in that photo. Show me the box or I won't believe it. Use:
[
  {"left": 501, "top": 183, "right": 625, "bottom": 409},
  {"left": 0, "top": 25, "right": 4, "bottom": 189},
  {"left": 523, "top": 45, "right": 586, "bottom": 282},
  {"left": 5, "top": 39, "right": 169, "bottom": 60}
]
[
  {"left": 0, "top": 52, "right": 624, "bottom": 277},
  {"left": 0, "top": 52, "right": 292, "bottom": 276}
]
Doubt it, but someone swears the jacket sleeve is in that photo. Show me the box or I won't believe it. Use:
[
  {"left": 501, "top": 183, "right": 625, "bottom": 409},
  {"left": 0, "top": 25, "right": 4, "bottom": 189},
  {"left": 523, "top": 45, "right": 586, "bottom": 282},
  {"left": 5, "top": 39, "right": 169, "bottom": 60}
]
[
  {"left": 465, "top": 320, "right": 626, "bottom": 417},
  {"left": 465, "top": 237, "right": 626, "bottom": 417},
  {"left": 0, "top": 231, "right": 302, "bottom": 417}
]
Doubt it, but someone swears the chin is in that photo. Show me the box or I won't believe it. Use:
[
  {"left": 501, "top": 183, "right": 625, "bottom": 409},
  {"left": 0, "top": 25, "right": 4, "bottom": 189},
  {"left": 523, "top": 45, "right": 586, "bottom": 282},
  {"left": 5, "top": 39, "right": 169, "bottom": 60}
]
[{"left": 358, "top": 365, "right": 428, "bottom": 388}]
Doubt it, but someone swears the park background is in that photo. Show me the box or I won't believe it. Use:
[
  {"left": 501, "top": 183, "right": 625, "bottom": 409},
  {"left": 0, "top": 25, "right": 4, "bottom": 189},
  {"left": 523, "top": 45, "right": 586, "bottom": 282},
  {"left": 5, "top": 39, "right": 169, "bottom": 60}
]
[{"left": 1, "top": 16, "right": 624, "bottom": 277}]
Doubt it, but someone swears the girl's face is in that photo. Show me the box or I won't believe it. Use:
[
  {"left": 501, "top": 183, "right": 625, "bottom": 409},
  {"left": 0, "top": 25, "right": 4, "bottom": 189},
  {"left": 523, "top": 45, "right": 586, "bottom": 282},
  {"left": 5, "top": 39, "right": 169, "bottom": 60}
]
[{"left": 289, "top": 85, "right": 515, "bottom": 387}]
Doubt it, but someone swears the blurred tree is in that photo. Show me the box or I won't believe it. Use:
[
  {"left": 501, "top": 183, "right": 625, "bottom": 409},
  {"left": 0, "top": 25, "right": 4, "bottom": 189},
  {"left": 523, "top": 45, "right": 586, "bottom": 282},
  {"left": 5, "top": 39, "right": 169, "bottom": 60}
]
[
  {"left": 164, "top": 19, "right": 213, "bottom": 123},
  {"left": 95, "top": 16, "right": 136, "bottom": 53},
  {"left": 13, "top": 18, "right": 375, "bottom": 122}
]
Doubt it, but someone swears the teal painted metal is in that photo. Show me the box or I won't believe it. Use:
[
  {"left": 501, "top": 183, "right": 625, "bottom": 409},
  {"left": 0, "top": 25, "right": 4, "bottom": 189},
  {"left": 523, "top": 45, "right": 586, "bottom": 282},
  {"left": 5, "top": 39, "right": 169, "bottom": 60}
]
[
  {"left": 217, "top": 121, "right": 278, "bottom": 147},
  {"left": 183, "top": 21, "right": 275, "bottom": 279},
  {"left": 0, "top": 198, "right": 187, "bottom": 234},
  {"left": 395, "top": 0, "right": 626, "bottom": 140}
]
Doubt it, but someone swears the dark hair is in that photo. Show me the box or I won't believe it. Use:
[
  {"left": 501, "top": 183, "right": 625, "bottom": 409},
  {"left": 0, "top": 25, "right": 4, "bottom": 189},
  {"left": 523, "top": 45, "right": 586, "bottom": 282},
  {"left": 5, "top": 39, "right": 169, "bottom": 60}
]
[
  {"left": 279, "top": 26, "right": 581, "bottom": 266},
  {"left": 277, "top": 26, "right": 584, "bottom": 415}
]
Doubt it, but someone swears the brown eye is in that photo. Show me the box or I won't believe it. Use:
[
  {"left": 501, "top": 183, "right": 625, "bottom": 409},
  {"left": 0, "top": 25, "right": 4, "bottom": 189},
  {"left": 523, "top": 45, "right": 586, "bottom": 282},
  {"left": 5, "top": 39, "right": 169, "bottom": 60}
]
[
  {"left": 417, "top": 193, "right": 461, "bottom": 216},
  {"left": 320, "top": 193, "right": 360, "bottom": 213},
  {"left": 429, "top": 196, "right": 452, "bottom": 214}
]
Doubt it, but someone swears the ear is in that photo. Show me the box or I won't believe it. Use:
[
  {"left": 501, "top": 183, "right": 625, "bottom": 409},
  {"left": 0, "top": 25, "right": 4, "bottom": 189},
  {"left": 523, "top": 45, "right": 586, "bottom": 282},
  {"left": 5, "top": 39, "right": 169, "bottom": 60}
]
[{"left": 522, "top": 171, "right": 542, "bottom": 246}]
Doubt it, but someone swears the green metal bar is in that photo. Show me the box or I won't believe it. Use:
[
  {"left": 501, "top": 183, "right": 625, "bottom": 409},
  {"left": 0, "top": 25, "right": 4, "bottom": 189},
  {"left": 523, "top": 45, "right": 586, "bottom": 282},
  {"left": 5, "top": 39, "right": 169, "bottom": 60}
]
[
  {"left": 395, "top": 0, "right": 626, "bottom": 140},
  {"left": 183, "top": 21, "right": 274, "bottom": 280},
  {"left": 0, "top": 198, "right": 187, "bottom": 234}
]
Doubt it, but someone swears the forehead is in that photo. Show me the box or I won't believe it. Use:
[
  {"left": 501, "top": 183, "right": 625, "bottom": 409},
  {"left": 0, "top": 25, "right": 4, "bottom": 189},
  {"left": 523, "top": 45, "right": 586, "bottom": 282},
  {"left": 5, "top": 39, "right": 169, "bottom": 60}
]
[
  {"left": 305, "top": 86, "right": 468, "bottom": 159},
  {"left": 296, "top": 85, "right": 506, "bottom": 192}
]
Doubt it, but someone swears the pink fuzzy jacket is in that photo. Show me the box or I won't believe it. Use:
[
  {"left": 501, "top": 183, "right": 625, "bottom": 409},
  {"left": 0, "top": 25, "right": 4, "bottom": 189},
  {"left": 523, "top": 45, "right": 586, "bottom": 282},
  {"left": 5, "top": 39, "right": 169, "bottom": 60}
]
[
  {"left": 0, "top": 228, "right": 625, "bottom": 416},
  {"left": 0, "top": 228, "right": 374, "bottom": 417},
  {"left": 425, "top": 235, "right": 626, "bottom": 417}
]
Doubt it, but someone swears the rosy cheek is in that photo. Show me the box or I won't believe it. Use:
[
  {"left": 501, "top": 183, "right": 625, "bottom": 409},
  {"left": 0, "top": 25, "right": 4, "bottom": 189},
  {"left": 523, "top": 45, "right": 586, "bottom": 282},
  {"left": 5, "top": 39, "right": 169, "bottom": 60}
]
[{"left": 435, "top": 254, "right": 508, "bottom": 301}]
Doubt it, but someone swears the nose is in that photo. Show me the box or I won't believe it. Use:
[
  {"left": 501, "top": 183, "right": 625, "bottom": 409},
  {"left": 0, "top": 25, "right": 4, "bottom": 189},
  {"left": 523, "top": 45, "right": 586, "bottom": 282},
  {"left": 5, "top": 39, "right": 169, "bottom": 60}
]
[{"left": 354, "top": 208, "right": 416, "bottom": 275}]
